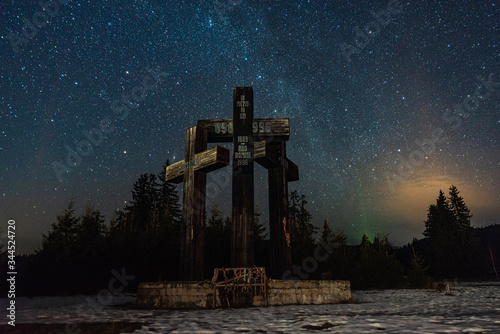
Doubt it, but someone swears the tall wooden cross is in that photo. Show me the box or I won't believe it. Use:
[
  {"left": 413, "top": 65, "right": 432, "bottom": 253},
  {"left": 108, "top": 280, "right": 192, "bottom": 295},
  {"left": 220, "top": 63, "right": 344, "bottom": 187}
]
[
  {"left": 198, "top": 87, "right": 299, "bottom": 277},
  {"left": 255, "top": 141, "right": 298, "bottom": 278},
  {"left": 165, "top": 126, "right": 230, "bottom": 281}
]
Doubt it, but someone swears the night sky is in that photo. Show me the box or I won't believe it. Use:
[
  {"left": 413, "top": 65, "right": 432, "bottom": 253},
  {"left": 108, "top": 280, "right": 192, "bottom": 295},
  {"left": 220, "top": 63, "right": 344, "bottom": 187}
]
[{"left": 1, "top": 0, "right": 499, "bottom": 254}]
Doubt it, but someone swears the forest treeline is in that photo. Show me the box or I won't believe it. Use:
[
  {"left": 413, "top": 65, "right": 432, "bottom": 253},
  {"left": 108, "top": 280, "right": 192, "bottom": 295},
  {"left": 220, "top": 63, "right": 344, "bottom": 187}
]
[{"left": 1, "top": 162, "right": 499, "bottom": 296}]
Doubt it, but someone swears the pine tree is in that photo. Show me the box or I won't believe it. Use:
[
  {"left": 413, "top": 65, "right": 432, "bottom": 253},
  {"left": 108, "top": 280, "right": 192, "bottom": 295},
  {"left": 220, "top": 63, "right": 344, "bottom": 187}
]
[
  {"left": 360, "top": 233, "right": 371, "bottom": 251},
  {"left": 321, "top": 220, "right": 332, "bottom": 243},
  {"left": 353, "top": 232, "right": 404, "bottom": 289},
  {"left": 38, "top": 196, "right": 80, "bottom": 258},
  {"left": 298, "top": 195, "right": 314, "bottom": 238},
  {"left": 157, "top": 160, "right": 182, "bottom": 230},
  {"left": 288, "top": 191, "right": 316, "bottom": 267},
  {"left": 126, "top": 173, "right": 158, "bottom": 231},
  {"left": 34, "top": 196, "right": 82, "bottom": 294},
  {"left": 204, "top": 204, "right": 231, "bottom": 274},
  {"left": 75, "top": 203, "right": 106, "bottom": 257},
  {"left": 423, "top": 190, "right": 456, "bottom": 277},
  {"left": 423, "top": 186, "right": 480, "bottom": 278},
  {"left": 423, "top": 190, "right": 455, "bottom": 240},
  {"left": 319, "top": 221, "right": 351, "bottom": 279},
  {"left": 331, "top": 227, "right": 351, "bottom": 278},
  {"left": 447, "top": 185, "right": 479, "bottom": 276},
  {"left": 407, "top": 244, "right": 430, "bottom": 288},
  {"left": 448, "top": 185, "right": 473, "bottom": 241}
]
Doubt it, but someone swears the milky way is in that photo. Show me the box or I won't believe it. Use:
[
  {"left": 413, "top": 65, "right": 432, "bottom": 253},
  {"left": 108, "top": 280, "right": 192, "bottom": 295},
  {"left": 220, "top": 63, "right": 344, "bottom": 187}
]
[{"left": 1, "top": 0, "right": 499, "bottom": 253}]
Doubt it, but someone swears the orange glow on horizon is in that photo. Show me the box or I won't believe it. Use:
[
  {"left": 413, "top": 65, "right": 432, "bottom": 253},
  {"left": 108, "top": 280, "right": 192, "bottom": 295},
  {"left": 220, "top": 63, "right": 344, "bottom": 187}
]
[{"left": 379, "top": 169, "right": 498, "bottom": 229}]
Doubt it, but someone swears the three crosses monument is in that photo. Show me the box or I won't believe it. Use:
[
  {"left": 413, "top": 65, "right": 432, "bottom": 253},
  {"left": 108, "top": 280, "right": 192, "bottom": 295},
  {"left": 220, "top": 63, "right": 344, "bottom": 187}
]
[{"left": 166, "top": 87, "right": 299, "bottom": 281}]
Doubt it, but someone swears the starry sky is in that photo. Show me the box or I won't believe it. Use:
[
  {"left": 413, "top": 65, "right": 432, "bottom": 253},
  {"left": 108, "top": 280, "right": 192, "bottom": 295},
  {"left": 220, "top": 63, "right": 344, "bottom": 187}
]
[{"left": 1, "top": 0, "right": 499, "bottom": 254}]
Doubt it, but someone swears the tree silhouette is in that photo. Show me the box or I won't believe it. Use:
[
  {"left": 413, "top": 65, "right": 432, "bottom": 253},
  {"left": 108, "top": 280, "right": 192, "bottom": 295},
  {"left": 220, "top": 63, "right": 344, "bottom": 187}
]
[
  {"left": 288, "top": 191, "right": 317, "bottom": 268},
  {"left": 75, "top": 203, "right": 106, "bottom": 256},
  {"left": 407, "top": 244, "right": 430, "bottom": 288},
  {"left": 321, "top": 220, "right": 333, "bottom": 243},
  {"left": 126, "top": 173, "right": 158, "bottom": 231},
  {"left": 204, "top": 204, "right": 231, "bottom": 276},
  {"left": 423, "top": 186, "right": 480, "bottom": 278},
  {"left": 319, "top": 222, "right": 352, "bottom": 280},
  {"left": 37, "top": 196, "right": 80, "bottom": 259},
  {"left": 156, "top": 160, "right": 182, "bottom": 230},
  {"left": 352, "top": 232, "right": 404, "bottom": 289}
]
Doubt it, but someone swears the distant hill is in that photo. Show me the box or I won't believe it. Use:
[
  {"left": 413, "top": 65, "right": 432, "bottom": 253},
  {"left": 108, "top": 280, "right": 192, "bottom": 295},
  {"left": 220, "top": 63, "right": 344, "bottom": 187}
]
[
  {"left": 396, "top": 224, "right": 500, "bottom": 279},
  {"left": 475, "top": 224, "right": 500, "bottom": 279}
]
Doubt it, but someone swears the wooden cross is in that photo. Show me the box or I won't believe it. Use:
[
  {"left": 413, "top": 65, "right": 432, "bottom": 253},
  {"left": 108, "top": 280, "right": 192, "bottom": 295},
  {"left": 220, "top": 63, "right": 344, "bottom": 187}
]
[
  {"left": 255, "top": 141, "right": 298, "bottom": 278},
  {"left": 198, "top": 87, "right": 299, "bottom": 277},
  {"left": 165, "top": 126, "right": 230, "bottom": 281}
]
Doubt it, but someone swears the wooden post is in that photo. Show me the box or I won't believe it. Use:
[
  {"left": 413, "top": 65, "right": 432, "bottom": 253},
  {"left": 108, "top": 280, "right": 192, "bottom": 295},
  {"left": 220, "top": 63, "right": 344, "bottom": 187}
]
[
  {"left": 268, "top": 141, "right": 292, "bottom": 278},
  {"left": 167, "top": 127, "right": 230, "bottom": 281},
  {"left": 180, "top": 126, "right": 206, "bottom": 281},
  {"left": 231, "top": 87, "right": 255, "bottom": 267}
]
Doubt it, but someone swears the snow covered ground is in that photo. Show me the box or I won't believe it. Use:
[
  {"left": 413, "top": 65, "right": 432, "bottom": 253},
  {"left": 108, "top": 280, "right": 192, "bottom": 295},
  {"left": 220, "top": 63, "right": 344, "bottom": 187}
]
[{"left": 2, "top": 281, "right": 500, "bottom": 333}]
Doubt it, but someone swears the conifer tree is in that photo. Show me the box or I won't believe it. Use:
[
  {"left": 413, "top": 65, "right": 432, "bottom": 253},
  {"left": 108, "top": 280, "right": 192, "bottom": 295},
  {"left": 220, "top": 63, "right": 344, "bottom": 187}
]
[
  {"left": 423, "top": 186, "right": 480, "bottom": 277},
  {"left": 319, "top": 221, "right": 351, "bottom": 279},
  {"left": 447, "top": 185, "right": 479, "bottom": 275},
  {"left": 353, "top": 232, "right": 404, "bottom": 289},
  {"left": 38, "top": 196, "right": 80, "bottom": 258},
  {"left": 204, "top": 204, "right": 231, "bottom": 274},
  {"left": 360, "top": 233, "right": 371, "bottom": 251},
  {"left": 321, "top": 220, "right": 332, "bottom": 243},
  {"left": 288, "top": 191, "right": 316, "bottom": 267},
  {"left": 448, "top": 185, "right": 473, "bottom": 240},
  {"left": 126, "top": 173, "right": 157, "bottom": 231},
  {"left": 75, "top": 203, "right": 106, "bottom": 257},
  {"left": 34, "top": 196, "right": 82, "bottom": 294},
  {"left": 407, "top": 244, "right": 430, "bottom": 288},
  {"left": 423, "top": 190, "right": 454, "bottom": 240},
  {"left": 157, "top": 160, "right": 182, "bottom": 230}
]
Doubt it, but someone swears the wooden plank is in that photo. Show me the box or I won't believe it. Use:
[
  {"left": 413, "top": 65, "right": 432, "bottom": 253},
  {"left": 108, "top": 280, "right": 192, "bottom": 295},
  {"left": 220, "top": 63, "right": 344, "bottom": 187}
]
[
  {"left": 198, "top": 118, "right": 290, "bottom": 143},
  {"left": 268, "top": 142, "right": 292, "bottom": 278},
  {"left": 254, "top": 141, "right": 299, "bottom": 182},
  {"left": 195, "top": 146, "right": 230, "bottom": 173},
  {"left": 166, "top": 146, "right": 230, "bottom": 184},
  {"left": 231, "top": 87, "right": 255, "bottom": 268},
  {"left": 165, "top": 160, "right": 185, "bottom": 184}
]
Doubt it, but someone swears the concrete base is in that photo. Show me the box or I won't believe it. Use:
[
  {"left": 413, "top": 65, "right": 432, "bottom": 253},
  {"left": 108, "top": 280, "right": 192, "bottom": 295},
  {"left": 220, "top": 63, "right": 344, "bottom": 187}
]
[{"left": 136, "top": 280, "right": 351, "bottom": 309}]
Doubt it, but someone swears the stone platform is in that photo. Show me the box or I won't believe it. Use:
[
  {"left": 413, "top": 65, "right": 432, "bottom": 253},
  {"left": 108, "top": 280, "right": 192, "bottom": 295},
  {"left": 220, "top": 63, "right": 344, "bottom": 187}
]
[{"left": 136, "top": 280, "right": 351, "bottom": 309}]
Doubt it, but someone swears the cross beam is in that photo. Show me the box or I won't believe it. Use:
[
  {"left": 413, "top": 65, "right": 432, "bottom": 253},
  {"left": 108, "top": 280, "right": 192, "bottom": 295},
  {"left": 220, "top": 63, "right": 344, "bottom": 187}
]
[
  {"left": 166, "top": 145, "right": 230, "bottom": 184},
  {"left": 166, "top": 126, "right": 230, "bottom": 281},
  {"left": 254, "top": 141, "right": 299, "bottom": 182},
  {"left": 198, "top": 118, "right": 290, "bottom": 143}
]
